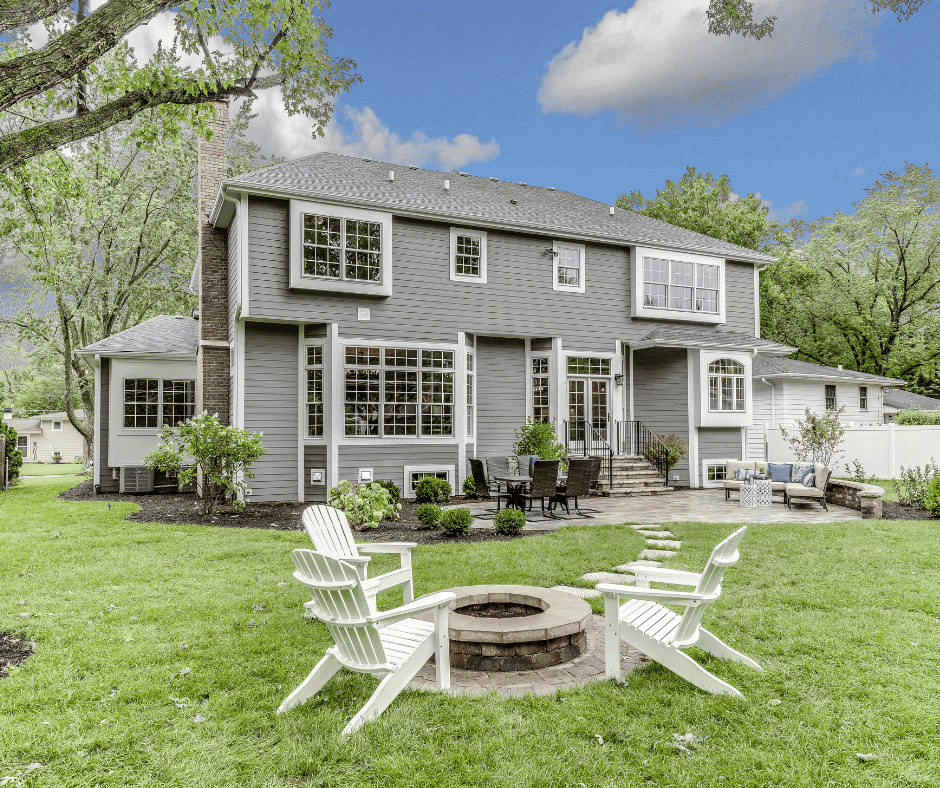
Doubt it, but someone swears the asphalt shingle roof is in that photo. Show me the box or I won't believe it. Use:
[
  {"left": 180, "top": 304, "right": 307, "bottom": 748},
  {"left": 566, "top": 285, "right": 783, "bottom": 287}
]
[
  {"left": 78, "top": 315, "right": 198, "bottom": 357},
  {"left": 882, "top": 388, "right": 940, "bottom": 410},
  {"left": 5, "top": 418, "right": 40, "bottom": 433},
  {"left": 222, "top": 153, "right": 776, "bottom": 264},
  {"left": 752, "top": 355, "right": 905, "bottom": 385},
  {"left": 633, "top": 326, "right": 794, "bottom": 354}
]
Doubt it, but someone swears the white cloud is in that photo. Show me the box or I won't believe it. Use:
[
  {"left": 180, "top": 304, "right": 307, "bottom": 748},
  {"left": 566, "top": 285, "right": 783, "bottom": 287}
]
[
  {"left": 538, "top": 0, "right": 882, "bottom": 130},
  {"left": 853, "top": 166, "right": 867, "bottom": 176},
  {"left": 242, "top": 91, "right": 500, "bottom": 170},
  {"left": 768, "top": 199, "right": 807, "bottom": 223}
]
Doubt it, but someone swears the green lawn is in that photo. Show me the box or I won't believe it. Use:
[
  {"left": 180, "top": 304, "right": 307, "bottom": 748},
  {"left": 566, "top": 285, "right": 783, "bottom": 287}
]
[
  {"left": 18, "top": 463, "right": 85, "bottom": 477},
  {"left": 1, "top": 477, "right": 938, "bottom": 787}
]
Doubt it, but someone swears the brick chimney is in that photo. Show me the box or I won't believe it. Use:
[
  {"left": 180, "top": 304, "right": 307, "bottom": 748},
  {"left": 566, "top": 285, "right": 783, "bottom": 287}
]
[{"left": 196, "top": 100, "right": 230, "bottom": 424}]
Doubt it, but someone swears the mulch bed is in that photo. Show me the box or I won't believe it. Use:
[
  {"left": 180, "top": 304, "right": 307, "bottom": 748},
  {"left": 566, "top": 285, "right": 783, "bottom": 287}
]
[
  {"left": 881, "top": 501, "right": 940, "bottom": 521},
  {"left": 0, "top": 633, "right": 34, "bottom": 678},
  {"left": 58, "top": 479, "right": 543, "bottom": 544}
]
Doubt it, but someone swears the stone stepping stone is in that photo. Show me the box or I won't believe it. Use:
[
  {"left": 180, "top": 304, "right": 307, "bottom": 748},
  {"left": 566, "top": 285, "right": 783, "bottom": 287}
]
[
  {"left": 638, "top": 548, "right": 677, "bottom": 560},
  {"left": 550, "top": 585, "right": 602, "bottom": 599},
  {"left": 581, "top": 571, "right": 635, "bottom": 585},
  {"left": 645, "top": 539, "right": 682, "bottom": 550},
  {"left": 614, "top": 560, "right": 661, "bottom": 572},
  {"left": 636, "top": 529, "right": 674, "bottom": 538}
]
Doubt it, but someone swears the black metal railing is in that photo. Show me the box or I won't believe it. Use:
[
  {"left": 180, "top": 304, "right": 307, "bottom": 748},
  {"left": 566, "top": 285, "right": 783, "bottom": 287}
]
[
  {"left": 563, "top": 420, "right": 613, "bottom": 482},
  {"left": 614, "top": 420, "right": 671, "bottom": 482}
]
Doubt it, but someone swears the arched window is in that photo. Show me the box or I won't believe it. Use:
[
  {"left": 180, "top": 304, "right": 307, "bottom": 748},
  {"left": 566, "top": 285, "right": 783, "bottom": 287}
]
[{"left": 708, "top": 359, "right": 746, "bottom": 411}]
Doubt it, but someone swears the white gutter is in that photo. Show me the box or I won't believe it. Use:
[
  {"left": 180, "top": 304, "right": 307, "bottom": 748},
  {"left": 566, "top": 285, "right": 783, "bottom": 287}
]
[
  {"left": 211, "top": 181, "right": 777, "bottom": 265},
  {"left": 760, "top": 378, "right": 777, "bottom": 424}
]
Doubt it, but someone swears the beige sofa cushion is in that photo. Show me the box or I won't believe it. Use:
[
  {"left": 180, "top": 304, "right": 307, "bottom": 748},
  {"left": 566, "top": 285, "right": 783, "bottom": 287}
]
[
  {"left": 726, "top": 461, "right": 757, "bottom": 482},
  {"left": 785, "top": 483, "right": 823, "bottom": 497},
  {"left": 814, "top": 464, "right": 831, "bottom": 491}
]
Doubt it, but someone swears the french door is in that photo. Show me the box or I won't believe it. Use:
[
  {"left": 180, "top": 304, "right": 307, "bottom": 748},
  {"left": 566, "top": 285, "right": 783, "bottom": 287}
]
[{"left": 568, "top": 377, "right": 609, "bottom": 442}]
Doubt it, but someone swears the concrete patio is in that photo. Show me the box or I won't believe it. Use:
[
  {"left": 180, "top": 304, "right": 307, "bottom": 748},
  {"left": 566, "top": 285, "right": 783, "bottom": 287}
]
[{"left": 455, "top": 488, "right": 863, "bottom": 530}]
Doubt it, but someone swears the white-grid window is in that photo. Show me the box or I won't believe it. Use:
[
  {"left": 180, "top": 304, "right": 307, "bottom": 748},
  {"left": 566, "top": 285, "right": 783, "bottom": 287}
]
[
  {"left": 708, "top": 360, "right": 745, "bottom": 412},
  {"left": 124, "top": 378, "right": 195, "bottom": 428},
  {"left": 344, "top": 346, "right": 455, "bottom": 437},
  {"left": 859, "top": 386, "right": 868, "bottom": 411},
  {"left": 306, "top": 345, "right": 324, "bottom": 437},
  {"left": 450, "top": 228, "right": 487, "bottom": 283},
  {"left": 302, "top": 213, "right": 382, "bottom": 282},
  {"left": 403, "top": 466, "right": 455, "bottom": 497},
  {"left": 467, "top": 352, "right": 474, "bottom": 436},
  {"left": 553, "top": 241, "right": 585, "bottom": 293},
  {"left": 644, "top": 257, "right": 719, "bottom": 314},
  {"left": 532, "top": 357, "right": 550, "bottom": 422},
  {"left": 706, "top": 463, "right": 727, "bottom": 482}
]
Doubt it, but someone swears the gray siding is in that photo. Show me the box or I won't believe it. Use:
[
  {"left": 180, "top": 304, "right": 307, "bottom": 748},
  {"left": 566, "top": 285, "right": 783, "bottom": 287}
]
[
  {"left": 244, "top": 322, "right": 299, "bottom": 501},
  {"left": 720, "top": 261, "right": 755, "bottom": 335},
  {"left": 245, "top": 198, "right": 631, "bottom": 349},
  {"left": 338, "top": 444, "right": 460, "bottom": 496},
  {"left": 631, "top": 348, "right": 690, "bottom": 485},
  {"left": 303, "top": 444, "right": 328, "bottom": 503},
  {"left": 476, "top": 337, "right": 526, "bottom": 457},
  {"left": 698, "top": 427, "right": 744, "bottom": 462},
  {"left": 98, "top": 358, "right": 118, "bottom": 493}
]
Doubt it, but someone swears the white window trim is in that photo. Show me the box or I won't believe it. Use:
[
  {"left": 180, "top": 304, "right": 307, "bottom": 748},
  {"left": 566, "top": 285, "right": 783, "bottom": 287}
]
[
  {"left": 402, "top": 465, "right": 456, "bottom": 499},
  {"left": 697, "top": 350, "right": 751, "bottom": 428},
  {"left": 289, "top": 199, "right": 393, "bottom": 297},
  {"left": 51, "top": 421, "right": 62, "bottom": 431},
  {"left": 450, "top": 227, "right": 487, "bottom": 284},
  {"left": 552, "top": 240, "right": 585, "bottom": 294},
  {"left": 632, "top": 246, "right": 725, "bottom": 324},
  {"left": 701, "top": 459, "right": 729, "bottom": 488},
  {"left": 303, "top": 340, "right": 326, "bottom": 442},
  {"left": 707, "top": 361, "right": 747, "bottom": 413},
  {"left": 119, "top": 377, "right": 196, "bottom": 432}
]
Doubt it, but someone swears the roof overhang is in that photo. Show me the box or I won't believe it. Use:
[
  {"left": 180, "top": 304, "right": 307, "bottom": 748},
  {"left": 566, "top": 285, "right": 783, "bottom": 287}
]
[
  {"left": 74, "top": 350, "right": 195, "bottom": 362},
  {"left": 754, "top": 372, "right": 906, "bottom": 386},
  {"left": 211, "top": 181, "right": 777, "bottom": 266},
  {"left": 629, "top": 337, "right": 795, "bottom": 355}
]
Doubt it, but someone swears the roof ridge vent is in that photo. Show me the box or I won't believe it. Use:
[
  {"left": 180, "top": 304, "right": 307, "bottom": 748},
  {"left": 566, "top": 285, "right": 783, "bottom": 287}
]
[
  {"left": 489, "top": 177, "right": 499, "bottom": 182},
  {"left": 519, "top": 182, "right": 527, "bottom": 186},
  {"left": 458, "top": 171, "right": 469, "bottom": 176},
  {"left": 362, "top": 157, "right": 372, "bottom": 162}
]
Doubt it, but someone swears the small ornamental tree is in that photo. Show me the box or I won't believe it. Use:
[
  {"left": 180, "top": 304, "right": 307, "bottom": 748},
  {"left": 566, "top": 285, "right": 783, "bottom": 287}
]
[
  {"left": 513, "top": 418, "right": 570, "bottom": 469},
  {"left": 143, "top": 412, "right": 265, "bottom": 514},
  {"left": 0, "top": 421, "right": 23, "bottom": 484},
  {"left": 779, "top": 407, "right": 846, "bottom": 467},
  {"left": 644, "top": 433, "right": 688, "bottom": 479}
]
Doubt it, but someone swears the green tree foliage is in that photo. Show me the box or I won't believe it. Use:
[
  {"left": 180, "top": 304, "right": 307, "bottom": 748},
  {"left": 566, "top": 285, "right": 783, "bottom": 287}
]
[
  {"left": 897, "top": 408, "right": 940, "bottom": 425},
  {"left": 0, "top": 420, "right": 23, "bottom": 483},
  {"left": 617, "top": 166, "right": 789, "bottom": 254},
  {"left": 707, "top": 0, "right": 926, "bottom": 40},
  {"left": 763, "top": 164, "right": 940, "bottom": 385},
  {"left": 512, "top": 418, "right": 570, "bottom": 469},
  {"left": 0, "top": 0, "right": 359, "bottom": 172},
  {"left": 143, "top": 411, "right": 266, "bottom": 514}
]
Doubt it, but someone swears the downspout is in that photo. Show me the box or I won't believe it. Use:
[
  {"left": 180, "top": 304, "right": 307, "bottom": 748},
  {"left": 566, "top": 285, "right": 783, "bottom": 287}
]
[{"left": 760, "top": 377, "right": 776, "bottom": 465}]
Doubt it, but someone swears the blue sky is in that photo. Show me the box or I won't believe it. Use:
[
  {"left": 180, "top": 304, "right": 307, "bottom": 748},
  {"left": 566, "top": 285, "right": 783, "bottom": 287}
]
[{"left": 243, "top": 0, "right": 940, "bottom": 225}]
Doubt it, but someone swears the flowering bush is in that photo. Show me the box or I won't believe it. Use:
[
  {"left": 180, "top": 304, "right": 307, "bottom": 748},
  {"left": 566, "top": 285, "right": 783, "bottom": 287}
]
[{"left": 327, "top": 480, "right": 401, "bottom": 530}]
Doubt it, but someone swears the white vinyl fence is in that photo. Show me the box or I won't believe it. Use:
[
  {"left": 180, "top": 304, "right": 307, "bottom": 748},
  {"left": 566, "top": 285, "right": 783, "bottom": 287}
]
[{"left": 765, "top": 423, "right": 940, "bottom": 479}]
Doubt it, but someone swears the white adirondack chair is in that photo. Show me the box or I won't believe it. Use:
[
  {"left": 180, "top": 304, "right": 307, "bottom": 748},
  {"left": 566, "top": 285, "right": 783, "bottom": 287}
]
[
  {"left": 598, "top": 526, "right": 762, "bottom": 698},
  {"left": 302, "top": 505, "right": 416, "bottom": 608},
  {"left": 277, "top": 548, "right": 455, "bottom": 736}
]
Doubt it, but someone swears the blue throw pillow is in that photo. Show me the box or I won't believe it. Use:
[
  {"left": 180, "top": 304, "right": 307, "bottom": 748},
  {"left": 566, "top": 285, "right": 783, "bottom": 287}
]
[
  {"left": 801, "top": 469, "right": 816, "bottom": 487},
  {"left": 768, "top": 462, "right": 792, "bottom": 483},
  {"left": 530, "top": 456, "right": 536, "bottom": 476},
  {"left": 734, "top": 468, "right": 753, "bottom": 481}
]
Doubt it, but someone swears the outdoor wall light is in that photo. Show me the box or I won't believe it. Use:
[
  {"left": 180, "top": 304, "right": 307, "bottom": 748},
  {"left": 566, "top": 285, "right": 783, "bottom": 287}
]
[
  {"left": 309, "top": 468, "right": 326, "bottom": 486},
  {"left": 614, "top": 373, "right": 625, "bottom": 385}
]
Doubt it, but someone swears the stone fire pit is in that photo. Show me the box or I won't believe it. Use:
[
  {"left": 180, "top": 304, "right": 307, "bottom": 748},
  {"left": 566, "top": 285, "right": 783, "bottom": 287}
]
[{"left": 430, "top": 585, "right": 592, "bottom": 672}]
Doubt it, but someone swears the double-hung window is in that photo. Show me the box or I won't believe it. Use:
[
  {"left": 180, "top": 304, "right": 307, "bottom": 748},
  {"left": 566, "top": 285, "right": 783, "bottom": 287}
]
[
  {"left": 708, "top": 360, "right": 745, "bottom": 412},
  {"left": 344, "top": 346, "right": 455, "bottom": 437},
  {"left": 303, "top": 214, "right": 381, "bottom": 282},
  {"left": 306, "top": 346, "right": 324, "bottom": 437},
  {"left": 825, "top": 385, "right": 837, "bottom": 410},
  {"left": 644, "top": 257, "right": 720, "bottom": 314},
  {"left": 553, "top": 241, "right": 585, "bottom": 293},
  {"left": 123, "top": 378, "right": 194, "bottom": 428},
  {"left": 450, "top": 228, "right": 487, "bottom": 282},
  {"left": 466, "top": 352, "right": 475, "bottom": 436},
  {"left": 859, "top": 386, "right": 868, "bottom": 411}
]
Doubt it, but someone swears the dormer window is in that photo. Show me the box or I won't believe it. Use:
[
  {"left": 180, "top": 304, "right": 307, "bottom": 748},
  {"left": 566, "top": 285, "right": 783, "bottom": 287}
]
[
  {"left": 633, "top": 246, "right": 726, "bottom": 324},
  {"left": 290, "top": 200, "right": 392, "bottom": 296}
]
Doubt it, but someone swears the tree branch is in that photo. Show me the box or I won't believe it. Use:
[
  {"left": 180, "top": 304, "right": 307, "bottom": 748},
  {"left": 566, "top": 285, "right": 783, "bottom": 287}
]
[{"left": 0, "top": 0, "right": 72, "bottom": 34}]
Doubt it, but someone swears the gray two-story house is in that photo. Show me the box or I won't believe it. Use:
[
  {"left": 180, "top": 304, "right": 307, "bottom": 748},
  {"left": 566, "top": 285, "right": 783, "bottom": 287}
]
[{"left": 81, "top": 102, "right": 807, "bottom": 501}]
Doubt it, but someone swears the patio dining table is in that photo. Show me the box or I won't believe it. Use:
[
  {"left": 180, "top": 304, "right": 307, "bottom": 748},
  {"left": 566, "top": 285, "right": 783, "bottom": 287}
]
[{"left": 493, "top": 474, "right": 567, "bottom": 511}]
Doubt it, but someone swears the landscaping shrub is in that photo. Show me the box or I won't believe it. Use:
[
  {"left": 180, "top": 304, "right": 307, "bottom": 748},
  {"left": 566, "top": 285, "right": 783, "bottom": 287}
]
[
  {"left": 924, "top": 476, "right": 940, "bottom": 516},
  {"left": 327, "top": 480, "right": 401, "bottom": 530},
  {"left": 374, "top": 479, "right": 402, "bottom": 518},
  {"left": 493, "top": 508, "right": 526, "bottom": 535},
  {"left": 414, "top": 476, "right": 451, "bottom": 504},
  {"left": 0, "top": 421, "right": 22, "bottom": 484},
  {"left": 462, "top": 474, "right": 477, "bottom": 498},
  {"left": 415, "top": 503, "right": 443, "bottom": 529},
  {"left": 512, "top": 418, "right": 570, "bottom": 469},
  {"left": 439, "top": 507, "right": 474, "bottom": 535},
  {"left": 143, "top": 412, "right": 265, "bottom": 514},
  {"left": 895, "top": 460, "right": 940, "bottom": 509},
  {"left": 644, "top": 433, "right": 688, "bottom": 477},
  {"left": 897, "top": 408, "right": 940, "bottom": 425}
]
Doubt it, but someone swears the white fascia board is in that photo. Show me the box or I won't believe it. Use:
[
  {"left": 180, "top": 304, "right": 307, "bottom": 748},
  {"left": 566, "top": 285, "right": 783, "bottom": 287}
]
[
  {"left": 214, "top": 182, "right": 777, "bottom": 265},
  {"left": 753, "top": 372, "right": 906, "bottom": 385},
  {"left": 630, "top": 338, "right": 795, "bottom": 355}
]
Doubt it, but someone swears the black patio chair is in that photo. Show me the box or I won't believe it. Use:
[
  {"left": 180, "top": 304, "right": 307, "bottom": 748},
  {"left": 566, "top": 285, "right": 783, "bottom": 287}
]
[
  {"left": 484, "top": 456, "right": 513, "bottom": 493},
  {"left": 520, "top": 459, "right": 560, "bottom": 518},
  {"left": 550, "top": 457, "right": 594, "bottom": 519},
  {"left": 575, "top": 455, "right": 604, "bottom": 514},
  {"left": 468, "top": 458, "right": 510, "bottom": 518}
]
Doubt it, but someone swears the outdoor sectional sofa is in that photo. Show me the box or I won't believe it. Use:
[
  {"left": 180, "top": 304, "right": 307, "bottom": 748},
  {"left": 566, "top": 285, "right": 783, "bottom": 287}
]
[{"left": 723, "top": 460, "right": 831, "bottom": 510}]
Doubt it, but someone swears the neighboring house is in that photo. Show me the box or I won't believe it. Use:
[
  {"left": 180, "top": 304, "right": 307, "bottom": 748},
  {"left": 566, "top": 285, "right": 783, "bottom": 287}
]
[
  {"left": 1, "top": 408, "right": 87, "bottom": 463},
  {"left": 73, "top": 110, "right": 915, "bottom": 500},
  {"left": 881, "top": 388, "right": 940, "bottom": 423}
]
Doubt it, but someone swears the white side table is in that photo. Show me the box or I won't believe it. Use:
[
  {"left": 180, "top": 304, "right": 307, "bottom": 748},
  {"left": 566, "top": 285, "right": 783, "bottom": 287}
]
[{"left": 739, "top": 479, "right": 773, "bottom": 508}]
